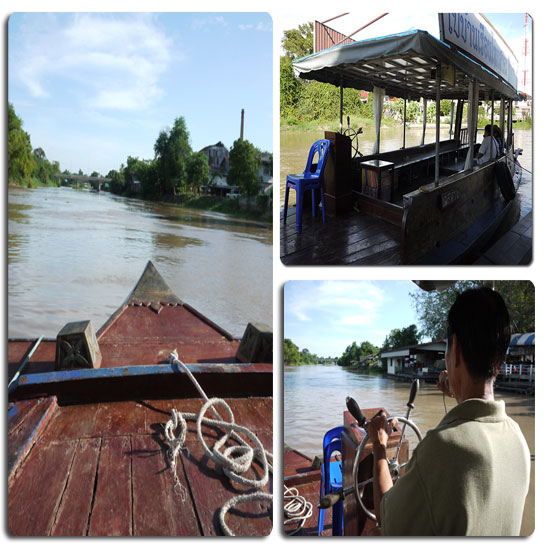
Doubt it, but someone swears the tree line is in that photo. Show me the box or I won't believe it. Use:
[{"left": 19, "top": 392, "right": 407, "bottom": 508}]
[
  {"left": 8, "top": 103, "right": 271, "bottom": 200},
  {"left": 284, "top": 281, "right": 534, "bottom": 368},
  {"left": 8, "top": 103, "right": 61, "bottom": 187},
  {"left": 107, "top": 117, "right": 268, "bottom": 199}
]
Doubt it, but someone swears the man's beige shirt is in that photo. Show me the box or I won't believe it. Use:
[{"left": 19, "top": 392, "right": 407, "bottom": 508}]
[{"left": 381, "top": 399, "right": 530, "bottom": 535}]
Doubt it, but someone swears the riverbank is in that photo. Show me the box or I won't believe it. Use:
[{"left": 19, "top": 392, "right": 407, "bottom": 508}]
[
  {"left": 159, "top": 194, "right": 272, "bottom": 224},
  {"left": 281, "top": 116, "right": 532, "bottom": 133},
  {"left": 9, "top": 182, "right": 272, "bottom": 224}
]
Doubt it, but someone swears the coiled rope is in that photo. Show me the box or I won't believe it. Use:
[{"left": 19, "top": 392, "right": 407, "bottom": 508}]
[
  {"left": 283, "top": 485, "right": 313, "bottom": 535},
  {"left": 163, "top": 350, "right": 273, "bottom": 536}
]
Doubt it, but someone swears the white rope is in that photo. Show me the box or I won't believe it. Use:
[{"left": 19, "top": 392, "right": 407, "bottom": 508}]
[
  {"left": 283, "top": 485, "right": 313, "bottom": 536},
  {"left": 163, "top": 350, "right": 273, "bottom": 536}
]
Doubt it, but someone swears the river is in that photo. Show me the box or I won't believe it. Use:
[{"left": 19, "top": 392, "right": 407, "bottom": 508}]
[
  {"left": 7, "top": 186, "right": 272, "bottom": 339},
  {"left": 280, "top": 125, "right": 533, "bottom": 217},
  {"left": 284, "top": 364, "right": 535, "bottom": 535}
]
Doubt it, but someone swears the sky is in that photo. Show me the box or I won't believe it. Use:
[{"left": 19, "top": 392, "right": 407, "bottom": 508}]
[
  {"left": 278, "top": 12, "right": 533, "bottom": 95},
  {"left": 8, "top": 12, "right": 273, "bottom": 176},
  {"left": 284, "top": 280, "right": 423, "bottom": 357}
]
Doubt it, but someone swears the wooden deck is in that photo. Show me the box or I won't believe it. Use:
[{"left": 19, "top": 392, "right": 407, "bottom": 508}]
[
  {"left": 284, "top": 449, "right": 333, "bottom": 536},
  {"left": 474, "top": 210, "right": 532, "bottom": 265},
  {"left": 280, "top": 209, "right": 401, "bottom": 265},
  {"left": 9, "top": 396, "right": 273, "bottom": 536}
]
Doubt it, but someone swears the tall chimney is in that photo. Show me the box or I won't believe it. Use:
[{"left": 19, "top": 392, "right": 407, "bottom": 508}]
[{"left": 240, "top": 109, "right": 244, "bottom": 140}]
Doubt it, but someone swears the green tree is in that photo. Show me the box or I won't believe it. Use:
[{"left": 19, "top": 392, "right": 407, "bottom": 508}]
[
  {"left": 154, "top": 117, "right": 192, "bottom": 195},
  {"left": 380, "top": 325, "right": 420, "bottom": 352},
  {"left": 186, "top": 151, "right": 210, "bottom": 196},
  {"left": 8, "top": 103, "right": 36, "bottom": 185},
  {"left": 280, "top": 56, "right": 304, "bottom": 119},
  {"left": 227, "top": 139, "right": 261, "bottom": 197},
  {"left": 281, "top": 22, "right": 313, "bottom": 60},
  {"left": 300, "top": 348, "right": 319, "bottom": 365},
  {"left": 410, "top": 281, "right": 535, "bottom": 341},
  {"left": 284, "top": 338, "right": 301, "bottom": 365},
  {"left": 107, "top": 165, "right": 127, "bottom": 195}
]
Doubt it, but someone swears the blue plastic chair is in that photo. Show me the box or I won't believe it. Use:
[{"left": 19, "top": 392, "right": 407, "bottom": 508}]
[
  {"left": 318, "top": 425, "right": 344, "bottom": 536},
  {"left": 283, "top": 139, "right": 331, "bottom": 233}
]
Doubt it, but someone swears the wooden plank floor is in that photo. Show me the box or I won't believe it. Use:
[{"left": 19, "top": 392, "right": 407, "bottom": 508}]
[
  {"left": 284, "top": 449, "right": 334, "bottom": 536},
  {"left": 474, "top": 210, "right": 533, "bottom": 265},
  {"left": 8, "top": 397, "right": 273, "bottom": 536},
  {"left": 280, "top": 209, "right": 401, "bottom": 265}
]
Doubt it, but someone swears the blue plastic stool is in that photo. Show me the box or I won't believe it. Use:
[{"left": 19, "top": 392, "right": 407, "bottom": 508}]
[
  {"left": 318, "top": 425, "right": 344, "bottom": 536},
  {"left": 283, "top": 139, "right": 331, "bottom": 233}
]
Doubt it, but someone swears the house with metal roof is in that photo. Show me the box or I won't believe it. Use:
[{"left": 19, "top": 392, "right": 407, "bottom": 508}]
[{"left": 381, "top": 341, "right": 446, "bottom": 381}]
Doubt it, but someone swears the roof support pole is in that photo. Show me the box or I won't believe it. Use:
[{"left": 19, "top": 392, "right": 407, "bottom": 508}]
[
  {"left": 449, "top": 101, "right": 455, "bottom": 139},
  {"left": 455, "top": 100, "right": 464, "bottom": 143},
  {"left": 491, "top": 92, "right": 495, "bottom": 137},
  {"left": 507, "top": 99, "right": 514, "bottom": 150},
  {"left": 402, "top": 96, "right": 407, "bottom": 149},
  {"left": 434, "top": 70, "right": 441, "bottom": 186},
  {"left": 500, "top": 97, "right": 506, "bottom": 146},
  {"left": 372, "top": 86, "right": 385, "bottom": 155},
  {"left": 339, "top": 78, "right": 344, "bottom": 134},
  {"left": 465, "top": 79, "right": 479, "bottom": 170},
  {"left": 421, "top": 97, "right": 427, "bottom": 146}
]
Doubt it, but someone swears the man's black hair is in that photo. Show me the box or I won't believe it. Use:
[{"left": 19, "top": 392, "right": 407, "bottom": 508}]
[{"left": 447, "top": 287, "right": 511, "bottom": 380}]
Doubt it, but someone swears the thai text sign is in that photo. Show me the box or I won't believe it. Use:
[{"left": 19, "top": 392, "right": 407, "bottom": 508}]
[{"left": 439, "top": 13, "right": 518, "bottom": 90}]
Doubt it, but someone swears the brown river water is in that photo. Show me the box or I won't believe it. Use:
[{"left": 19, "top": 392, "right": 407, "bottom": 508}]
[
  {"left": 7, "top": 186, "right": 272, "bottom": 339},
  {"left": 284, "top": 364, "right": 535, "bottom": 535}
]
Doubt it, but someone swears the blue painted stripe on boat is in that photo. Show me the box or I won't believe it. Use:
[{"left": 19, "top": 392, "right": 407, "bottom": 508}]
[{"left": 13, "top": 363, "right": 256, "bottom": 391}]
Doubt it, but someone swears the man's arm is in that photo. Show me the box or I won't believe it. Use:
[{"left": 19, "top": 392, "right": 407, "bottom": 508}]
[{"left": 367, "top": 414, "right": 397, "bottom": 523}]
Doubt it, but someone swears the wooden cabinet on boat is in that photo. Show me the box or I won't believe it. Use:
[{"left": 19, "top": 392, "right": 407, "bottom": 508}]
[
  {"left": 341, "top": 407, "right": 409, "bottom": 535},
  {"left": 360, "top": 159, "right": 395, "bottom": 201},
  {"left": 323, "top": 131, "right": 352, "bottom": 215}
]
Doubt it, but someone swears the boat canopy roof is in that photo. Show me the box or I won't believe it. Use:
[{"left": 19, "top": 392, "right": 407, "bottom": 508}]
[{"left": 293, "top": 30, "right": 519, "bottom": 101}]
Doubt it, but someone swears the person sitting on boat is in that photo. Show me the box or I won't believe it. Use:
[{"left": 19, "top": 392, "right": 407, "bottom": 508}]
[
  {"left": 367, "top": 287, "right": 530, "bottom": 536},
  {"left": 475, "top": 124, "right": 500, "bottom": 164},
  {"left": 493, "top": 125, "right": 504, "bottom": 155}
]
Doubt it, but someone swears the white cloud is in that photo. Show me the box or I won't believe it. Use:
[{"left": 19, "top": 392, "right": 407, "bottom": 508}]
[
  {"left": 11, "top": 13, "right": 172, "bottom": 111},
  {"left": 285, "top": 280, "right": 387, "bottom": 328}
]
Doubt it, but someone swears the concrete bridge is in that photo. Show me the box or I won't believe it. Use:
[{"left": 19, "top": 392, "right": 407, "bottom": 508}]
[{"left": 54, "top": 174, "right": 112, "bottom": 192}]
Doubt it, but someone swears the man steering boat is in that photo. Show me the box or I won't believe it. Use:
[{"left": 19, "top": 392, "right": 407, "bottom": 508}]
[{"left": 367, "top": 287, "right": 530, "bottom": 536}]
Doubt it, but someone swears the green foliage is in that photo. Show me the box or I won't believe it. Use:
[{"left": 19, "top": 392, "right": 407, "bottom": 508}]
[
  {"left": 154, "top": 117, "right": 192, "bottom": 195},
  {"left": 227, "top": 139, "right": 261, "bottom": 197},
  {"left": 380, "top": 324, "right": 420, "bottom": 352},
  {"left": 8, "top": 103, "right": 36, "bottom": 185},
  {"left": 284, "top": 338, "right": 301, "bottom": 365},
  {"left": 283, "top": 339, "right": 322, "bottom": 366},
  {"left": 338, "top": 340, "right": 379, "bottom": 367},
  {"left": 410, "top": 281, "right": 535, "bottom": 341},
  {"left": 186, "top": 151, "right": 210, "bottom": 195},
  {"left": 279, "top": 23, "right": 367, "bottom": 125},
  {"left": 281, "top": 22, "right": 313, "bottom": 60},
  {"left": 280, "top": 56, "right": 305, "bottom": 119}
]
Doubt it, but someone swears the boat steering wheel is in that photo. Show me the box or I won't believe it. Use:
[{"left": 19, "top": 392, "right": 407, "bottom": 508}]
[
  {"left": 352, "top": 415, "right": 422, "bottom": 521},
  {"left": 343, "top": 116, "right": 363, "bottom": 158}
]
